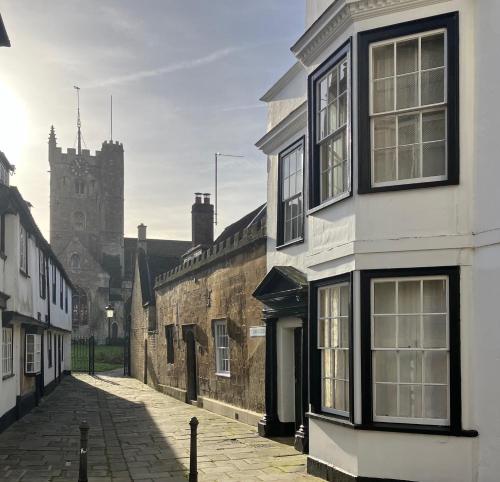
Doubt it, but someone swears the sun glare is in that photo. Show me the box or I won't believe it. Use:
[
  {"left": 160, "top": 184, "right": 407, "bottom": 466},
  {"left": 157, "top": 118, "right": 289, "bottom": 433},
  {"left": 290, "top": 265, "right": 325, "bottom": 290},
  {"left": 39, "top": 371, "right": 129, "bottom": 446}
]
[{"left": 0, "top": 81, "right": 28, "bottom": 165}]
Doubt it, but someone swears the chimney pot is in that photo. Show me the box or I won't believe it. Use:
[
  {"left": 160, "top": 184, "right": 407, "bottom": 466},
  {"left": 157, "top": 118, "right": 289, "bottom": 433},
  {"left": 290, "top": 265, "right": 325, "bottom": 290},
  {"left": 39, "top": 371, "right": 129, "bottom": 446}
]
[
  {"left": 138, "top": 223, "right": 147, "bottom": 242},
  {"left": 203, "top": 193, "right": 210, "bottom": 204},
  {"left": 192, "top": 193, "right": 214, "bottom": 247},
  {"left": 194, "top": 192, "right": 202, "bottom": 204}
]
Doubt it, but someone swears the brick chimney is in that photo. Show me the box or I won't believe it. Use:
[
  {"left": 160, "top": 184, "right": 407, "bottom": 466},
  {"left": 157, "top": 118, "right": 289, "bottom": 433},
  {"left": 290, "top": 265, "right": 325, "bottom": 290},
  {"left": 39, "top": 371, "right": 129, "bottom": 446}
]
[
  {"left": 137, "top": 223, "right": 147, "bottom": 251},
  {"left": 191, "top": 193, "right": 214, "bottom": 247}
]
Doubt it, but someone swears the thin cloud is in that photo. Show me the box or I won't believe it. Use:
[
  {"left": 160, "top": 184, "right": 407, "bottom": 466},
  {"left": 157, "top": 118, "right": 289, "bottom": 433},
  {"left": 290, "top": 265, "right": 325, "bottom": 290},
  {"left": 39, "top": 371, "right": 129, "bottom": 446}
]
[
  {"left": 86, "top": 46, "right": 241, "bottom": 88},
  {"left": 220, "top": 103, "right": 265, "bottom": 112}
]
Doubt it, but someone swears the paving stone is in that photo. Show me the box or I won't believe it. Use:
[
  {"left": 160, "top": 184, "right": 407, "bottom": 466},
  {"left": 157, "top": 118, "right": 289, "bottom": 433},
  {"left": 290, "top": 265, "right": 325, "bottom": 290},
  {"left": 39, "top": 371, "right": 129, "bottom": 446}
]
[{"left": 0, "top": 372, "right": 320, "bottom": 481}]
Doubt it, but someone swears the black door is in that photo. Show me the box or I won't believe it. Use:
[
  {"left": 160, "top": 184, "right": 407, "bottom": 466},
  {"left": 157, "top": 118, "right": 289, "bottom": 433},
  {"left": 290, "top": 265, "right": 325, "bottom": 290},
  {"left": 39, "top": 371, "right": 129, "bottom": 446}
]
[
  {"left": 186, "top": 331, "right": 197, "bottom": 402},
  {"left": 294, "top": 327, "right": 303, "bottom": 432}
]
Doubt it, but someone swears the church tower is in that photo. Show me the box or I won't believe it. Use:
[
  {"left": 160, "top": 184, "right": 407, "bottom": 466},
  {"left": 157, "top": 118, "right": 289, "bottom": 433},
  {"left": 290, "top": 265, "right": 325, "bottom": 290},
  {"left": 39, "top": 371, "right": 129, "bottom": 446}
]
[{"left": 49, "top": 97, "right": 125, "bottom": 341}]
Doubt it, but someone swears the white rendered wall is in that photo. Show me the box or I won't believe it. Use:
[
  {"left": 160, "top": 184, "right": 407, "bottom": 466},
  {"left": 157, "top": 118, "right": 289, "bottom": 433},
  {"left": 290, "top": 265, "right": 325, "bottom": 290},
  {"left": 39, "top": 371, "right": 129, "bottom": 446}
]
[
  {"left": 260, "top": 0, "right": 486, "bottom": 480},
  {"left": 0, "top": 323, "right": 21, "bottom": 419}
]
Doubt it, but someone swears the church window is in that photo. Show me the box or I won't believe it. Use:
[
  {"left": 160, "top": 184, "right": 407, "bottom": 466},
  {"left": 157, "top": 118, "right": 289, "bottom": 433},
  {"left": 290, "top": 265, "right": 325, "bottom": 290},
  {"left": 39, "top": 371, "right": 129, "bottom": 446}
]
[
  {"left": 70, "top": 253, "right": 81, "bottom": 270},
  {"left": 75, "top": 179, "right": 85, "bottom": 195},
  {"left": 73, "top": 211, "right": 85, "bottom": 231}
]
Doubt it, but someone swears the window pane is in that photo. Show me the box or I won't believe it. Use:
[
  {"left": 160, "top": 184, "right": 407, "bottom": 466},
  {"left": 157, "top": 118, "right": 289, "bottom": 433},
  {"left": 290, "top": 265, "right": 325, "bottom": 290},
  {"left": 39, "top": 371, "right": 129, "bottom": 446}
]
[
  {"left": 323, "top": 349, "right": 333, "bottom": 377},
  {"left": 374, "top": 282, "right": 396, "bottom": 314},
  {"left": 282, "top": 176, "right": 289, "bottom": 200},
  {"left": 398, "top": 280, "right": 421, "bottom": 313},
  {"left": 421, "top": 34, "right": 445, "bottom": 70},
  {"left": 319, "top": 289, "right": 328, "bottom": 318},
  {"left": 423, "top": 279, "right": 447, "bottom": 313},
  {"left": 329, "top": 71, "right": 338, "bottom": 102},
  {"left": 339, "top": 60, "right": 348, "bottom": 94},
  {"left": 284, "top": 220, "right": 291, "bottom": 244},
  {"left": 328, "top": 101, "right": 338, "bottom": 135},
  {"left": 421, "top": 68, "right": 445, "bottom": 105},
  {"left": 331, "top": 318, "right": 340, "bottom": 347},
  {"left": 375, "top": 384, "right": 397, "bottom": 417},
  {"left": 331, "top": 287, "right": 340, "bottom": 317},
  {"left": 398, "top": 315, "right": 421, "bottom": 348},
  {"left": 399, "top": 351, "right": 422, "bottom": 383},
  {"left": 423, "top": 315, "right": 447, "bottom": 348},
  {"left": 318, "top": 318, "right": 328, "bottom": 347},
  {"left": 333, "top": 164, "right": 345, "bottom": 196},
  {"left": 339, "top": 93, "right": 347, "bottom": 127},
  {"left": 334, "top": 380, "right": 346, "bottom": 411},
  {"left": 396, "top": 73, "right": 418, "bottom": 110},
  {"left": 424, "top": 351, "right": 448, "bottom": 384},
  {"left": 374, "top": 116, "right": 396, "bottom": 149},
  {"left": 323, "top": 379, "right": 333, "bottom": 408},
  {"left": 334, "top": 350, "right": 347, "bottom": 379},
  {"left": 373, "top": 44, "right": 394, "bottom": 79},
  {"left": 397, "top": 39, "right": 418, "bottom": 74},
  {"left": 424, "top": 385, "right": 448, "bottom": 419},
  {"left": 399, "top": 385, "right": 422, "bottom": 418},
  {"left": 373, "top": 315, "right": 396, "bottom": 348},
  {"left": 422, "top": 110, "right": 446, "bottom": 142},
  {"left": 398, "top": 114, "right": 419, "bottom": 146},
  {"left": 373, "top": 78, "right": 394, "bottom": 113},
  {"left": 373, "top": 148, "right": 396, "bottom": 183},
  {"left": 289, "top": 173, "right": 296, "bottom": 197},
  {"left": 340, "top": 285, "right": 349, "bottom": 316},
  {"left": 374, "top": 351, "right": 397, "bottom": 382},
  {"left": 422, "top": 141, "right": 446, "bottom": 177},
  {"left": 319, "top": 76, "right": 329, "bottom": 110},
  {"left": 333, "top": 131, "right": 346, "bottom": 165},
  {"left": 398, "top": 145, "right": 420, "bottom": 180}
]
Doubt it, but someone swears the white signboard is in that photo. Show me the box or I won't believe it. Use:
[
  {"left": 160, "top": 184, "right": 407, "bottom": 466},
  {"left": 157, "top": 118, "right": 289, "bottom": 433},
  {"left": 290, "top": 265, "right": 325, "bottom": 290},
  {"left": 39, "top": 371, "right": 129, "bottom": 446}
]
[{"left": 249, "top": 326, "right": 266, "bottom": 338}]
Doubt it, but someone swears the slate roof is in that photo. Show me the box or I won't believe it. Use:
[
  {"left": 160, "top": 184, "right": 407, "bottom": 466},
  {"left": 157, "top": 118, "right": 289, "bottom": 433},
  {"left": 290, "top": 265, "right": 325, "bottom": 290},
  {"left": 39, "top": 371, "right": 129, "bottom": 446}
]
[{"left": 214, "top": 203, "right": 266, "bottom": 244}]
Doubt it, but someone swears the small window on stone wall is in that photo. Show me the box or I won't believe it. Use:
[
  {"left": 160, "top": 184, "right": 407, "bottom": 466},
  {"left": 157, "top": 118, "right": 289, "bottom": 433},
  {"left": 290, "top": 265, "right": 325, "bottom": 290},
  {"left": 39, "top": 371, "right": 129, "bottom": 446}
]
[{"left": 165, "top": 325, "right": 175, "bottom": 364}]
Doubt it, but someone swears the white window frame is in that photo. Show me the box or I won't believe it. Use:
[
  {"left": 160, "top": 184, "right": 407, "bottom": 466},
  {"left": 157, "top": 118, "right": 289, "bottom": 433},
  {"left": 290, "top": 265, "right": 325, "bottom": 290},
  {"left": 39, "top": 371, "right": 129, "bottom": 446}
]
[
  {"left": 369, "top": 29, "right": 448, "bottom": 188},
  {"left": 25, "top": 333, "right": 41, "bottom": 375},
  {"left": 214, "top": 319, "right": 230, "bottom": 377},
  {"left": 318, "top": 282, "right": 350, "bottom": 416},
  {"left": 315, "top": 52, "right": 351, "bottom": 204},
  {"left": 370, "top": 275, "right": 450, "bottom": 426},
  {"left": 2, "top": 327, "right": 13, "bottom": 377}
]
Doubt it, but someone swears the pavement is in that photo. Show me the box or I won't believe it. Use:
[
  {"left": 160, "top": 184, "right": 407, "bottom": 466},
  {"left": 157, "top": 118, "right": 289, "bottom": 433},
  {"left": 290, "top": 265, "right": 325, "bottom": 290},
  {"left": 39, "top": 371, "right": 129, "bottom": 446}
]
[{"left": 0, "top": 372, "right": 320, "bottom": 481}]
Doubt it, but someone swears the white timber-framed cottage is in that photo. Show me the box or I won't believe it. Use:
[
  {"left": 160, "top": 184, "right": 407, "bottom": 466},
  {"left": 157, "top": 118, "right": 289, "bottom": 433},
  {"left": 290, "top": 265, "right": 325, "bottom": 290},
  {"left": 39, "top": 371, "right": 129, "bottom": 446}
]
[
  {"left": 253, "top": 1, "right": 500, "bottom": 480},
  {"left": 0, "top": 151, "right": 73, "bottom": 433}
]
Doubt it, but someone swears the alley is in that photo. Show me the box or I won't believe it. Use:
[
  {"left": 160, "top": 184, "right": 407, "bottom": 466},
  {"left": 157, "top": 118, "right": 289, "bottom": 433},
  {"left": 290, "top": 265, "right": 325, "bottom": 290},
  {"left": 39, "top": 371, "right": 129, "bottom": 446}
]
[{"left": 0, "top": 373, "right": 319, "bottom": 482}]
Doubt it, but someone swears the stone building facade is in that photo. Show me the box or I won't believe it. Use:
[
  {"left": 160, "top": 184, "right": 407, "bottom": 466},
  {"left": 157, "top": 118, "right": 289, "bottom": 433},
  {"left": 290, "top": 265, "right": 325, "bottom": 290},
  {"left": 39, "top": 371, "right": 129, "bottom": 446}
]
[{"left": 130, "top": 199, "right": 267, "bottom": 424}]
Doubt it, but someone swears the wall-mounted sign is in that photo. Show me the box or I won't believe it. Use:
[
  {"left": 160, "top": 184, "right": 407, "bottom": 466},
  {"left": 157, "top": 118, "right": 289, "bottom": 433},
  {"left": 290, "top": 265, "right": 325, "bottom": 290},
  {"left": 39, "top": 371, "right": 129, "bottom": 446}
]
[{"left": 249, "top": 326, "right": 266, "bottom": 338}]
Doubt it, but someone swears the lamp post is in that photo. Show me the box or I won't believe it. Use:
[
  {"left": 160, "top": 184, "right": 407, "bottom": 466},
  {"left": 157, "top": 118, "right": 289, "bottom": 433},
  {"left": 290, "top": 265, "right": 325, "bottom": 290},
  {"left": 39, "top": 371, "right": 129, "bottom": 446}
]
[{"left": 105, "top": 304, "right": 114, "bottom": 345}]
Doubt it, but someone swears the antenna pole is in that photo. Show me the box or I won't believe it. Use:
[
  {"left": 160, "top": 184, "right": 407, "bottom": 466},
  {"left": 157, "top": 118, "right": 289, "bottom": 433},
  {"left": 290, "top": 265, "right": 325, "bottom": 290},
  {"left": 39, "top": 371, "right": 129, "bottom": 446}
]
[
  {"left": 74, "top": 85, "right": 81, "bottom": 155},
  {"left": 110, "top": 95, "right": 113, "bottom": 142},
  {"left": 213, "top": 152, "right": 244, "bottom": 226}
]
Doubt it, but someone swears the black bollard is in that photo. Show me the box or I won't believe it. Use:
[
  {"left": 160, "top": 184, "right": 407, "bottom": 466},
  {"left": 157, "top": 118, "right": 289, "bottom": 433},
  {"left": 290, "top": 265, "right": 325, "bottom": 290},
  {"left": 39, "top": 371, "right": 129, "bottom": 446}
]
[
  {"left": 78, "top": 420, "right": 89, "bottom": 482},
  {"left": 189, "top": 417, "right": 199, "bottom": 482}
]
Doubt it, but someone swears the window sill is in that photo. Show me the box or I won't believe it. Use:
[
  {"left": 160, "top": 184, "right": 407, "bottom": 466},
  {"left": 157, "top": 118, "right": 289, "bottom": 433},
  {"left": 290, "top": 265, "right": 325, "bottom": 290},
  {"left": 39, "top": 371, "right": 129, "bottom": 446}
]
[
  {"left": 2, "top": 373, "right": 14, "bottom": 381},
  {"left": 307, "top": 190, "right": 352, "bottom": 216},
  {"left": 307, "top": 412, "right": 478, "bottom": 437},
  {"left": 19, "top": 269, "right": 29, "bottom": 278},
  {"left": 276, "top": 237, "right": 304, "bottom": 251},
  {"left": 0, "top": 252, "right": 6, "bottom": 261},
  {"left": 215, "top": 372, "right": 231, "bottom": 378},
  {"left": 359, "top": 178, "right": 458, "bottom": 194}
]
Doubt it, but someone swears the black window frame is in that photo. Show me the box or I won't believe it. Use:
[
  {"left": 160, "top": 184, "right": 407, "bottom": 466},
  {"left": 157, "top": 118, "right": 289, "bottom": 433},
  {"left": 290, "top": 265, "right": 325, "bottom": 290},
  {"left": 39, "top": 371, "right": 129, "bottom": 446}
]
[
  {"left": 165, "top": 324, "right": 175, "bottom": 364},
  {"left": 47, "top": 331, "right": 53, "bottom": 368},
  {"left": 308, "top": 38, "right": 353, "bottom": 211},
  {"left": 38, "top": 249, "right": 46, "bottom": 300},
  {"left": 309, "top": 272, "right": 354, "bottom": 423},
  {"left": 60, "top": 273, "right": 64, "bottom": 309},
  {"left": 358, "top": 12, "right": 459, "bottom": 194},
  {"left": 360, "top": 266, "right": 462, "bottom": 435},
  {"left": 51, "top": 262, "right": 57, "bottom": 304},
  {"left": 276, "top": 137, "right": 305, "bottom": 249}
]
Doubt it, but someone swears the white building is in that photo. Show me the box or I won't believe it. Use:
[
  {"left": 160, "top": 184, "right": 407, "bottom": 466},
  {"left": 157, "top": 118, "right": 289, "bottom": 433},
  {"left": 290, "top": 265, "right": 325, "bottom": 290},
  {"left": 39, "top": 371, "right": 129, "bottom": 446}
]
[
  {"left": 254, "top": 1, "right": 500, "bottom": 481},
  {"left": 0, "top": 151, "right": 73, "bottom": 433}
]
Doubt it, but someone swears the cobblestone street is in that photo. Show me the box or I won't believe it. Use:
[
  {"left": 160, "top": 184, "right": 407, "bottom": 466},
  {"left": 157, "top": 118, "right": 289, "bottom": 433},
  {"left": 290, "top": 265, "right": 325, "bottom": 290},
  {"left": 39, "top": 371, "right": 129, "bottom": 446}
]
[{"left": 0, "top": 373, "right": 319, "bottom": 481}]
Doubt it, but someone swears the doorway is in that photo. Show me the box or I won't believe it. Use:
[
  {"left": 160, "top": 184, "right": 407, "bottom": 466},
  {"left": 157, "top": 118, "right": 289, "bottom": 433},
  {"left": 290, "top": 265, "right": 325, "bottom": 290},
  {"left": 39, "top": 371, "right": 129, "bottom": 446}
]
[{"left": 185, "top": 330, "right": 197, "bottom": 403}]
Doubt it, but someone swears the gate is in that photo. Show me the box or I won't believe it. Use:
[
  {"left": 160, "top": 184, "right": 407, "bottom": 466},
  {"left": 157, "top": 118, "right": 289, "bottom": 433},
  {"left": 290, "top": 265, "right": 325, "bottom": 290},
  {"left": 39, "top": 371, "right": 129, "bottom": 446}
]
[{"left": 71, "top": 336, "right": 95, "bottom": 374}]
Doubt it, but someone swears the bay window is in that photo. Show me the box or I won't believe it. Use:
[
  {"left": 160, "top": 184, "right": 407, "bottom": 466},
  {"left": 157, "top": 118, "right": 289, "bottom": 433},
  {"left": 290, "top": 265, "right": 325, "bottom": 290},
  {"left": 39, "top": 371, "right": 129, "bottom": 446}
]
[
  {"left": 361, "top": 267, "right": 461, "bottom": 432},
  {"left": 308, "top": 41, "right": 351, "bottom": 209},
  {"left": 358, "top": 13, "right": 459, "bottom": 192},
  {"left": 278, "top": 139, "right": 304, "bottom": 246}
]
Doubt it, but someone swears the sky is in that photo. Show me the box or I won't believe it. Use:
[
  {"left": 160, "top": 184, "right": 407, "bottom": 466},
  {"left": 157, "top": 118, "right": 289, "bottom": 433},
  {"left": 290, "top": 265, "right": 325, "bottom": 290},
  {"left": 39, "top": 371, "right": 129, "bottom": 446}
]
[{"left": 0, "top": 0, "right": 305, "bottom": 240}]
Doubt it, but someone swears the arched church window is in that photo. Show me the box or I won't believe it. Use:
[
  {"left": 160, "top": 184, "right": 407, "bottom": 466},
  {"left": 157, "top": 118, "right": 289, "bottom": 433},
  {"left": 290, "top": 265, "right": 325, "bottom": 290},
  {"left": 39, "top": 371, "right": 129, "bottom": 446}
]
[
  {"left": 72, "top": 286, "right": 88, "bottom": 327},
  {"left": 70, "top": 253, "right": 81, "bottom": 270},
  {"left": 73, "top": 211, "right": 85, "bottom": 231},
  {"left": 75, "top": 179, "right": 85, "bottom": 195}
]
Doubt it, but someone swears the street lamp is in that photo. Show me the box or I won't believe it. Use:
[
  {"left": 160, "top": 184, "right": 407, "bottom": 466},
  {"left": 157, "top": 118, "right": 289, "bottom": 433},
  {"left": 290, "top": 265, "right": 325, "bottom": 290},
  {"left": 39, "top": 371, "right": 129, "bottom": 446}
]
[{"left": 105, "top": 304, "right": 114, "bottom": 345}]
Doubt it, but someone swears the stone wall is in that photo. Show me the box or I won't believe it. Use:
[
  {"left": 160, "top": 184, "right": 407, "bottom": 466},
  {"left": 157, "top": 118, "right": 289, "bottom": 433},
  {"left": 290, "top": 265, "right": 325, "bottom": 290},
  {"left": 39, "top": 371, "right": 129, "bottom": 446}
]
[{"left": 130, "top": 221, "right": 266, "bottom": 415}]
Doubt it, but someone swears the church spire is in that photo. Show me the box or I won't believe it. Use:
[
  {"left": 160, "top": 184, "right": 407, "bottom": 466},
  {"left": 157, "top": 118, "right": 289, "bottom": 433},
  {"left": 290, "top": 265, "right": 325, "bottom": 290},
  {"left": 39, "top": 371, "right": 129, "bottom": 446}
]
[{"left": 48, "top": 125, "right": 57, "bottom": 146}]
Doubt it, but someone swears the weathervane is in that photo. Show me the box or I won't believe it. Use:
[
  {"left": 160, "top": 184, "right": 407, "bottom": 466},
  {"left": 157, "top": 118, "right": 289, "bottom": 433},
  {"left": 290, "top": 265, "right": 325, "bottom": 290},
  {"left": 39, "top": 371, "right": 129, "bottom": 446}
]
[{"left": 74, "top": 85, "right": 82, "bottom": 156}]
